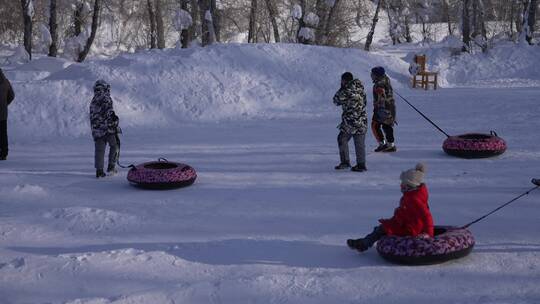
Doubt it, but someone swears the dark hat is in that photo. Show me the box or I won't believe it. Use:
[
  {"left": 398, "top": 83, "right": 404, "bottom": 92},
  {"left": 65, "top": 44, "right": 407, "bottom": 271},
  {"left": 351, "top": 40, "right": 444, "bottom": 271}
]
[
  {"left": 371, "top": 66, "right": 385, "bottom": 78},
  {"left": 341, "top": 72, "right": 354, "bottom": 82},
  {"left": 93, "top": 79, "right": 110, "bottom": 93}
]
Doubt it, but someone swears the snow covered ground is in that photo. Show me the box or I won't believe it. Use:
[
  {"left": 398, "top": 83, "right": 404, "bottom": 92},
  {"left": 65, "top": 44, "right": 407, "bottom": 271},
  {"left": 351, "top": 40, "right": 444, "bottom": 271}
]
[{"left": 1, "top": 42, "right": 540, "bottom": 303}]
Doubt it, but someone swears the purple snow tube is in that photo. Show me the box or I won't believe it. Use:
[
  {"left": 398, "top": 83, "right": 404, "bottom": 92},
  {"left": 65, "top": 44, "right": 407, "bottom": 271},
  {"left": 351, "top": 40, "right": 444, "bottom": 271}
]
[
  {"left": 443, "top": 131, "right": 506, "bottom": 159},
  {"left": 127, "top": 160, "right": 197, "bottom": 190},
  {"left": 376, "top": 226, "right": 475, "bottom": 265}
]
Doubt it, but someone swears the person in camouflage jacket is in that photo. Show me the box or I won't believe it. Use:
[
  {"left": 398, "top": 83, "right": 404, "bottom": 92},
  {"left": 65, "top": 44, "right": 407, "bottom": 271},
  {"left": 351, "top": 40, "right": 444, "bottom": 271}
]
[
  {"left": 371, "top": 66, "right": 397, "bottom": 152},
  {"left": 333, "top": 72, "right": 368, "bottom": 172},
  {"left": 90, "top": 79, "right": 119, "bottom": 178}
]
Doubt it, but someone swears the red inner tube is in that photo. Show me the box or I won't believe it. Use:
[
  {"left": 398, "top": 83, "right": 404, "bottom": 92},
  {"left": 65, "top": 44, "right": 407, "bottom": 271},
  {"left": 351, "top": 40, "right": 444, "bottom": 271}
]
[
  {"left": 376, "top": 226, "right": 475, "bottom": 265},
  {"left": 443, "top": 133, "right": 506, "bottom": 159},
  {"left": 127, "top": 161, "right": 197, "bottom": 190}
]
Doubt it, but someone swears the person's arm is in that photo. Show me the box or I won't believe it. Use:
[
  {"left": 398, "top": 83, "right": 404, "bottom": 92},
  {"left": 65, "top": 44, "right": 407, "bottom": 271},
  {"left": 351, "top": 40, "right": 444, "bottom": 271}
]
[
  {"left": 373, "top": 86, "right": 385, "bottom": 108},
  {"left": 333, "top": 87, "right": 349, "bottom": 106},
  {"left": 6, "top": 80, "right": 14, "bottom": 105},
  {"left": 378, "top": 198, "right": 407, "bottom": 235}
]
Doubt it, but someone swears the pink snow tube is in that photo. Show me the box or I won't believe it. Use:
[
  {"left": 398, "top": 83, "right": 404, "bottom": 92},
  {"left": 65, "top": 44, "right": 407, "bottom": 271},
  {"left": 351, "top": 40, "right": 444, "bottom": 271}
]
[
  {"left": 443, "top": 131, "right": 506, "bottom": 159},
  {"left": 127, "top": 159, "right": 197, "bottom": 190},
  {"left": 376, "top": 226, "right": 475, "bottom": 265}
]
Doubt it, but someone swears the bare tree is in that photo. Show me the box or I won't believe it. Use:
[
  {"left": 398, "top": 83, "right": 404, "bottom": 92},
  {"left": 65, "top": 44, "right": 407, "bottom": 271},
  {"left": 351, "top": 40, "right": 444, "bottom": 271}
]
[
  {"left": 526, "top": 0, "right": 537, "bottom": 44},
  {"left": 296, "top": 0, "right": 308, "bottom": 44},
  {"left": 364, "top": 0, "right": 382, "bottom": 51},
  {"left": 180, "top": 0, "right": 192, "bottom": 48},
  {"left": 264, "top": 0, "right": 280, "bottom": 42},
  {"left": 442, "top": 0, "right": 454, "bottom": 35},
  {"left": 212, "top": 0, "right": 221, "bottom": 42},
  {"left": 147, "top": 0, "right": 157, "bottom": 48},
  {"left": 248, "top": 0, "right": 258, "bottom": 42},
  {"left": 323, "top": 0, "right": 341, "bottom": 46},
  {"left": 73, "top": 2, "right": 84, "bottom": 37},
  {"left": 20, "top": 0, "right": 33, "bottom": 60},
  {"left": 156, "top": 0, "right": 166, "bottom": 48},
  {"left": 462, "top": 0, "right": 471, "bottom": 52},
  {"left": 199, "top": 0, "right": 216, "bottom": 46},
  {"left": 77, "top": 0, "right": 101, "bottom": 62},
  {"left": 48, "top": 0, "right": 58, "bottom": 57},
  {"left": 190, "top": 0, "right": 200, "bottom": 41}
]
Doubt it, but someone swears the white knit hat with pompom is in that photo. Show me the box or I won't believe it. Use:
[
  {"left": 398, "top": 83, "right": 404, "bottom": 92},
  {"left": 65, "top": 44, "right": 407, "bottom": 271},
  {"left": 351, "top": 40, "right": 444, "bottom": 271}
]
[{"left": 400, "top": 163, "right": 426, "bottom": 187}]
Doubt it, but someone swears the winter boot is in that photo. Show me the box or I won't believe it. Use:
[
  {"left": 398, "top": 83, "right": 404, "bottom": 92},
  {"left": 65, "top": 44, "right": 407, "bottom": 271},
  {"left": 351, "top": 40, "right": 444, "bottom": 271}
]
[
  {"left": 335, "top": 162, "right": 351, "bottom": 170},
  {"left": 347, "top": 238, "right": 369, "bottom": 252},
  {"left": 374, "top": 141, "right": 387, "bottom": 152},
  {"left": 382, "top": 142, "right": 397, "bottom": 152},
  {"left": 351, "top": 163, "right": 367, "bottom": 172},
  {"left": 107, "top": 165, "right": 117, "bottom": 175},
  {"left": 96, "top": 169, "right": 106, "bottom": 178}
]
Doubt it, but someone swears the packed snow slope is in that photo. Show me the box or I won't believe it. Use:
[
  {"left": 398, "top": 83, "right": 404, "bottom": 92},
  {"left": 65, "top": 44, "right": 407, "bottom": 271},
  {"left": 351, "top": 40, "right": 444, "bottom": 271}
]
[
  {"left": 6, "top": 43, "right": 410, "bottom": 140},
  {"left": 1, "top": 43, "right": 540, "bottom": 304}
]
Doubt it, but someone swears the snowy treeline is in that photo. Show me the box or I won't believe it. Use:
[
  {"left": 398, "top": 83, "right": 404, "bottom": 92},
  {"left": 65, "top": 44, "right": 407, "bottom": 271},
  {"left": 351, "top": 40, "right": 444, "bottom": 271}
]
[{"left": 0, "top": 0, "right": 538, "bottom": 61}]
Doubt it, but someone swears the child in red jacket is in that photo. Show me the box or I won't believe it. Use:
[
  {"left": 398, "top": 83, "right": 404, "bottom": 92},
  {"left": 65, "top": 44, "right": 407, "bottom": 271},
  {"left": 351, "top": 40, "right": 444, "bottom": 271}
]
[{"left": 347, "top": 163, "right": 434, "bottom": 252}]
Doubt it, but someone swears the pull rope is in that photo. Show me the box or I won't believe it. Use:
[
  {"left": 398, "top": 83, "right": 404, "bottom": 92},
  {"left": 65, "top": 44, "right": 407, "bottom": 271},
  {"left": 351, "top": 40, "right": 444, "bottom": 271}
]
[
  {"left": 394, "top": 91, "right": 451, "bottom": 138},
  {"left": 461, "top": 185, "right": 540, "bottom": 229},
  {"left": 115, "top": 134, "right": 136, "bottom": 170}
]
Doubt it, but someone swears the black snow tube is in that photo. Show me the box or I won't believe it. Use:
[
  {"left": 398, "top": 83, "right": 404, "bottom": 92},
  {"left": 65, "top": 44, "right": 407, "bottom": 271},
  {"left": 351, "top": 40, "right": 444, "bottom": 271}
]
[
  {"left": 127, "top": 160, "right": 197, "bottom": 190},
  {"left": 376, "top": 226, "right": 475, "bottom": 265},
  {"left": 533, "top": 179, "right": 540, "bottom": 186},
  {"left": 442, "top": 131, "right": 506, "bottom": 159}
]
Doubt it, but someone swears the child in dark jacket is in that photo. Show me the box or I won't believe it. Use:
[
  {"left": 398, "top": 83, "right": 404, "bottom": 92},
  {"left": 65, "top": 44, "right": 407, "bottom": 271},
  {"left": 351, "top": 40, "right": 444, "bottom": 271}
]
[
  {"left": 90, "top": 79, "right": 120, "bottom": 178},
  {"left": 370, "top": 66, "right": 397, "bottom": 153},
  {"left": 347, "top": 163, "right": 434, "bottom": 252}
]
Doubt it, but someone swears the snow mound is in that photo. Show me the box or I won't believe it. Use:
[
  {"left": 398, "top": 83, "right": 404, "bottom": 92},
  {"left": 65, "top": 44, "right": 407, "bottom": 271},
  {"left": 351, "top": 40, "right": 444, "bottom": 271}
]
[
  {"left": 9, "top": 43, "right": 407, "bottom": 140},
  {"left": 11, "top": 184, "right": 48, "bottom": 197},
  {"left": 43, "top": 207, "right": 139, "bottom": 233},
  {"left": 424, "top": 42, "right": 540, "bottom": 88}
]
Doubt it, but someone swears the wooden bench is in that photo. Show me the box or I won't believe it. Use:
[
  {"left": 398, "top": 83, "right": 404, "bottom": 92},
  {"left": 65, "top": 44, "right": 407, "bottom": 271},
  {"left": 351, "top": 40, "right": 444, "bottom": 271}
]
[{"left": 411, "top": 54, "right": 438, "bottom": 90}]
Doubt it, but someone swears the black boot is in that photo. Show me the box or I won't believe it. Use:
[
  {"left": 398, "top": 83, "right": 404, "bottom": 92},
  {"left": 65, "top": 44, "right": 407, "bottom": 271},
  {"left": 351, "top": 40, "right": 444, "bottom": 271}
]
[
  {"left": 346, "top": 238, "right": 369, "bottom": 252},
  {"left": 96, "top": 169, "right": 106, "bottom": 178},
  {"left": 335, "top": 162, "right": 351, "bottom": 170},
  {"left": 351, "top": 163, "right": 367, "bottom": 172},
  {"left": 382, "top": 143, "right": 397, "bottom": 152},
  {"left": 107, "top": 165, "right": 117, "bottom": 175},
  {"left": 374, "top": 142, "right": 387, "bottom": 152}
]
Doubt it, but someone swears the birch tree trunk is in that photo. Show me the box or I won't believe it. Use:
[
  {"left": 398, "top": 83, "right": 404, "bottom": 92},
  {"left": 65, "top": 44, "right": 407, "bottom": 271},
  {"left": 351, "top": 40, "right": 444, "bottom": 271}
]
[
  {"left": 364, "top": 0, "right": 382, "bottom": 51},
  {"left": 526, "top": 0, "right": 537, "bottom": 44},
  {"left": 323, "top": 0, "right": 341, "bottom": 46},
  {"left": 443, "top": 0, "right": 453, "bottom": 35},
  {"left": 78, "top": 0, "right": 101, "bottom": 62},
  {"left": 190, "top": 0, "right": 200, "bottom": 41},
  {"left": 147, "top": 0, "right": 157, "bottom": 48},
  {"left": 21, "top": 0, "right": 33, "bottom": 60},
  {"left": 199, "top": 0, "right": 216, "bottom": 46},
  {"left": 264, "top": 0, "right": 280, "bottom": 42},
  {"left": 477, "top": 0, "right": 488, "bottom": 52},
  {"left": 296, "top": 0, "right": 307, "bottom": 44},
  {"left": 462, "top": 0, "right": 471, "bottom": 52},
  {"left": 48, "top": 0, "right": 58, "bottom": 57},
  {"left": 248, "top": 0, "right": 257, "bottom": 43},
  {"left": 155, "top": 0, "right": 166, "bottom": 49},
  {"left": 314, "top": 0, "right": 327, "bottom": 45},
  {"left": 211, "top": 0, "right": 220, "bottom": 42},
  {"left": 180, "top": 0, "right": 191, "bottom": 48},
  {"left": 74, "top": 2, "right": 83, "bottom": 36}
]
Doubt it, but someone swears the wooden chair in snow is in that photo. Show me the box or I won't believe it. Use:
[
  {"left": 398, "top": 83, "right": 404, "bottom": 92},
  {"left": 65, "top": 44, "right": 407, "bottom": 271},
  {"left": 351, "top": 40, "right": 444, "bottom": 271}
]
[{"left": 411, "top": 54, "right": 438, "bottom": 90}]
